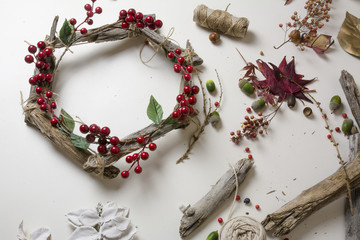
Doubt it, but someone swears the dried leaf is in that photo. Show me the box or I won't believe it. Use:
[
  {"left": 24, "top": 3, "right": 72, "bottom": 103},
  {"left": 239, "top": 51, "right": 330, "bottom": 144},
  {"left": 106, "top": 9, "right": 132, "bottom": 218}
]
[
  {"left": 311, "top": 34, "right": 334, "bottom": 54},
  {"left": 338, "top": 12, "right": 360, "bottom": 57}
]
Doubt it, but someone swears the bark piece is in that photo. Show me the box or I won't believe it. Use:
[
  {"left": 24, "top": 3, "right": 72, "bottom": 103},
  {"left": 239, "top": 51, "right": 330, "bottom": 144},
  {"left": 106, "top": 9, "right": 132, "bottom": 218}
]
[
  {"left": 261, "top": 151, "right": 360, "bottom": 236},
  {"left": 179, "top": 158, "right": 254, "bottom": 238}
]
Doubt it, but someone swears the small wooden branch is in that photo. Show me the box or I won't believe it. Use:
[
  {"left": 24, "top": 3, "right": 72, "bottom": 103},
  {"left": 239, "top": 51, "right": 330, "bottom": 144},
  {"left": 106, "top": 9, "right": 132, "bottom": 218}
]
[
  {"left": 179, "top": 158, "right": 254, "bottom": 238},
  {"left": 261, "top": 151, "right": 360, "bottom": 236}
]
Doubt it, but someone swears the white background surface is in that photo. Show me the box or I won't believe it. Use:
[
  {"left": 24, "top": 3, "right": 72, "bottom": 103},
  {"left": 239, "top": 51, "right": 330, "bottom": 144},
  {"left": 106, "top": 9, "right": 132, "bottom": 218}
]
[{"left": 1, "top": 0, "right": 359, "bottom": 239}]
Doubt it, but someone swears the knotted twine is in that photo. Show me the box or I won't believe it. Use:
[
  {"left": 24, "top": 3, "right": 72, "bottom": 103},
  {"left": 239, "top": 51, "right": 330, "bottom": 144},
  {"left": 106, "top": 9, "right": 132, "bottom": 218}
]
[
  {"left": 193, "top": 4, "right": 249, "bottom": 39},
  {"left": 219, "top": 163, "right": 266, "bottom": 240}
]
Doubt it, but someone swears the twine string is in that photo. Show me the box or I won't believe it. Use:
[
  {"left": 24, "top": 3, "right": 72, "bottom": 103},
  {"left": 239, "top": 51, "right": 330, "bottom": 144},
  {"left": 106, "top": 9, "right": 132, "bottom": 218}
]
[{"left": 86, "top": 154, "right": 107, "bottom": 176}]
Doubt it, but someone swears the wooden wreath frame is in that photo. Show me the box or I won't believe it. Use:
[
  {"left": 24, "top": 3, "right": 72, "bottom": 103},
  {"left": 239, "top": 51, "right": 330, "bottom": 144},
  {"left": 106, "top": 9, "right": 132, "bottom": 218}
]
[{"left": 23, "top": 14, "right": 203, "bottom": 179}]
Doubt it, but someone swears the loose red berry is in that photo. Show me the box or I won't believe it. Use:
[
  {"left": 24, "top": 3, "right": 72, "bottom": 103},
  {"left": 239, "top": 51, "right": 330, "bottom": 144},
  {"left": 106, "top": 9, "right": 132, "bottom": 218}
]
[
  {"left": 110, "top": 136, "right": 120, "bottom": 146},
  {"left": 25, "top": 55, "right": 34, "bottom": 63},
  {"left": 127, "top": 8, "right": 136, "bottom": 15},
  {"left": 144, "top": 16, "right": 154, "bottom": 24},
  {"left": 184, "top": 74, "right": 191, "bottom": 81},
  {"left": 149, "top": 142, "right": 157, "bottom": 151},
  {"left": 121, "top": 22, "right": 129, "bottom": 29},
  {"left": 167, "top": 52, "right": 175, "bottom": 59},
  {"left": 97, "top": 145, "right": 107, "bottom": 154},
  {"left": 184, "top": 85, "right": 192, "bottom": 95},
  {"left": 69, "top": 18, "right": 77, "bottom": 25},
  {"left": 37, "top": 98, "right": 45, "bottom": 105},
  {"left": 177, "top": 57, "right": 185, "bottom": 65},
  {"left": 134, "top": 166, "right": 142, "bottom": 174},
  {"left": 121, "top": 170, "right": 129, "bottom": 178},
  {"left": 86, "top": 18, "right": 94, "bottom": 25},
  {"left": 188, "top": 96, "right": 197, "bottom": 105},
  {"left": 236, "top": 195, "right": 241, "bottom": 201},
  {"left": 28, "top": 45, "right": 37, "bottom": 54},
  {"left": 175, "top": 48, "right": 182, "bottom": 55},
  {"left": 191, "top": 85, "right": 199, "bottom": 94},
  {"left": 80, "top": 124, "right": 89, "bottom": 134},
  {"left": 137, "top": 136, "right": 145, "bottom": 145},
  {"left": 173, "top": 64, "right": 181, "bottom": 73},
  {"left": 119, "top": 10, "right": 127, "bottom": 18},
  {"left": 248, "top": 154, "right": 253, "bottom": 159},
  {"left": 134, "top": 12, "right": 143, "bottom": 20},
  {"left": 100, "top": 126, "right": 111, "bottom": 136},
  {"left": 84, "top": 4, "right": 92, "bottom": 11},
  {"left": 342, "top": 113, "right": 348, "bottom": 118},
  {"left": 154, "top": 19, "right": 163, "bottom": 28},
  {"left": 37, "top": 41, "right": 46, "bottom": 50},
  {"left": 245, "top": 147, "right": 250, "bottom": 152},
  {"left": 44, "top": 48, "right": 53, "bottom": 57},
  {"left": 89, "top": 124, "right": 100, "bottom": 134},
  {"left": 255, "top": 204, "right": 260, "bottom": 209},
  {"left": 86, "top": 134, "right": 96, "bottom": 143},
  {"left": 218, "top": 218, "right": 223, "bottom": 223},
  {"left": 80, "top": 28, "right": 88, "bottom": 35},
  {"left": 335, "top": 127, "right": 340, "bottom": 132},
  {"left": 45, "top": 73, "right": 53, "bottom": 82},
  {"left": 125, "top": 14, "right": 135, "bottom": 23},
  {"left": 35, "top": 87, "right": 43, "bottom": 94},
  {"left": 87, "top": 10, "right": 94, "bottom": 17},
  {"left": 50, "top": 118, "right": 58, "bottom": 126},
  {"left": 186, "top": 65, "right": 193, "bottom": 73},
  {"left": 110, "top": 146, "right": 120, "bottom": 155},
  {"left": 172, "top": 110, "right": 181, "bottom": 119},
  {"left": 40, "top": 104, "right": 47, "bottom": 111},
  {"left": 46, "top": 91, "right": 53, "bottom": 98},
  {"left": 126, "top": 155, "right": 133, "bottom": 163},
  {"left": 50, "top": 102, "right": 57, "bottom": 109},
  {"left": 95, "top": 7, "right": 102, "bottom": 14},
  {"left": 140, "top": 151, "right": 149, "bottom": 160}
]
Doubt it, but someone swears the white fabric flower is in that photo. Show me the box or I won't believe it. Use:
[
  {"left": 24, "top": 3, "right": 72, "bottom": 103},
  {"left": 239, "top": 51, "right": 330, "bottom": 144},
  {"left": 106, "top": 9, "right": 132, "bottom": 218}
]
[
  {"left": 17, "top": 221, "right": 51, "bottom": 240},
  {"left": 66, "top": 202, "right": 136, "bottom": 240}
]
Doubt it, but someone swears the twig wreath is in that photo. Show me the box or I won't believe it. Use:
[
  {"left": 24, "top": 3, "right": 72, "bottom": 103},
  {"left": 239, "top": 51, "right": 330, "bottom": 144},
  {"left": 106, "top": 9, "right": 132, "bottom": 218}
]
[{"left": 22, "top": 1, "right": 207, "bottom": 179}]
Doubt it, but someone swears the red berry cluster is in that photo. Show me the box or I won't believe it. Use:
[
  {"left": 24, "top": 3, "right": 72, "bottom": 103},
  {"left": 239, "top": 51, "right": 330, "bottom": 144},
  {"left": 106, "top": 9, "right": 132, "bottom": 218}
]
[
  {"left": 168, "top": 48, "right": 199, "bottom": 121},
  {"left": 118, "top": 8, "right": 163, "bottom": 30},
  {"left": 69, "top": 0, "right": 103, "bottom": 35},
  {"left": 230, "top": 114, "right": 268, "bottom": 144}
]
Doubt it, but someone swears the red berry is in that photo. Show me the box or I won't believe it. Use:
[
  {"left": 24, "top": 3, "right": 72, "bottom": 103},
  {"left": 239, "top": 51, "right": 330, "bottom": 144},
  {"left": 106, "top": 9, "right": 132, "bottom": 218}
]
[
  {"left": 126, "top": 155, "right": 133, "bottom": 163},
  {"left": 179, "top": 115, "right": 187, "bottom": 122},
  {"left": 44, "top": 48, "right": 53, "bottom": 57},
  {"left": 335, "top": 127, "right": 340, "bottom": 132},
  {"left": 89, "top": 124, "right": 100, "bottom": 134},
  {"left": 236, "top": 195, "right": 241, "bottom": 201},
  {"left": 134, "top": 166, "right": 142, "bottom": 174},
  {"left": 255, "top": 204, "right": 260, "bottom": 209},
  {"left": 342, "top": 113, "right": 348, "bottom": 118},
  {"left": 80, "top": 124, "right": 89, "bottom": 133},
  {"left": 110, "top": 136, "right": 120, "bottom": 146},
  {"left": 176, "top": 94, "right": 185, "bottom": 103},
  {"left": 127, "top": 8, "right": 136, "bottom": 15},
  {"left": 248, "top": 154, "right": 253, "bottom": 159},
  {"left": 97, "top": 145, "right": 107, "bottom": 154},
  {"left": 50, "top": 118, "right": 58, "bottom": 126},
  {"left": 188, "top": 96, "right": 197, "bottom": 105},
  {"left": 245, "top": 147, "right": 250, "bottom": 152},
  {"left": 37, "top": 98, "right": 45, "bottom": 105},
  {"left": 86, "top": 18, "right": 93, "bottom": 25},
  {"left": 100, "top": 126, "right": 111, "bottom": 136},
  {"left": 186, "top": 65, "right": 193, "bottom": 73},
  {"left": 184, "top": 85, "right": 192, "bottom": 95},
  {"left": 125, "top": 14, "right": 135, "bottom": 23},
  {"left": 149, "top": 142, "right": 157, "bottom": 151},
  {"left": 43, "top": 62, "right": 50, "bottom": 70},
  {"left": 137, "top": 136, "right": 145, "bottom": 145},
  {"left": 172, "top": 110, "right": 181, "bottom": 119},
  {"left": 246, "top": 107, "right": 251, "bottom": 113},
  {"left": 215, "top": 101, "right": 219, "bottom": 107},
  {"left": 180, "top": 106, "right": 189, "bottom": 115},
  {"left": 140, "top": 151, "right": 149, "bottom": 160},
  {"left": 259, "top": 130, "right": 264, "bottom": 134},
  {"left": 218, "top": 218, "right": 223, "bottom": 223},
  {"left": 40, "top": 104, "right": 47, "bottom": 111},
  {"left": 45, "top": 73, "right": 53, "bottom": 82},
  {"left": 50, "top": 102, "right": 57, "bottom": 109},
  {"left": 148, "top": 23, "right": 156, "bottom": 30},
  {"left": 180, "top": 99, "right": 188, "bottom": 107},
  {"left": 80, "top": 28, "right": 88, "bottom": 35},
  {"left": 37, "top": 41, "right": 46, "bottom": 50},
  {"left": 167, "top": 52, "right": 175, "bottom": 59},
  {"left": 110, "top": 146, "right": 120, "bottom": 155},
  {"left": 87, "top": 10, "right": 94, "bottom": 17},
  {"left": 86, "top": 134, "right": 96, "bottom": 143},
  {"left": 154, "top": 19, "right": 163, "bottom": 28},
  {"left": 177, "top": 57, "right": 185, "bottom": 65},
  {"left": 119, "top": 10, "right": 127, "bottom": 18},
  {"left": 189, "top": 106, "right": 195, "bottom": 115},
  {"left": 35, "top": 61, "right": 44, "bottom": 69},
  {"left": 121, "top": 170, "right": 129, "bottom": 178},
  {"left": 132, "top": 153, "right": 139, "bottom": 160},
  {"left": 327, "top": 134, "right": 332, "bottom": 139},
  {"left": 84, "top": 4, "right": 92, "bottom": 11},
  {"left": 136, "top": 21, "right": 145, "bottom": 29},
  {"left": 35, "top": 87, "right": 43, "bottom": 94},
  {"left": 37, "top": 51, "right": 46, "bottom": 60},
  {"left": 121, "top": 22, "right": 129, "bottom": 29},
  {"left": 46, "top": 91, "right": 53, "bottom": 98},
  {"left": 258, "top": 112, "right": 262, "bottom": 116},
  {"left": 184, "top": 74, "right": 191, "bottom": 81},
  {"left": 95, "top": 7, "right": 102, "bottom": 14},
  {"left": 175, "top": 48, "right": 182, "bottom": 55},
  {"left": 173, "top": 64, "right": 181, "bottom": 73},
  {"left": 134, "top": 12, "right": 143, "bottom": 20},
  {"left": 144, "top": 16, "right": 154, "bottom": 24},
  {"left": 69, "top": 18, "right": 77, "bottom": 25},
  {"left": 191, "top": 85, "right": 200, "bottom": 94},
  {"left": 28, "top": 45, "right": 37, "bottom": 54},
  {"left": 25, "top": 55, "right": 34, "bottom": 63}
]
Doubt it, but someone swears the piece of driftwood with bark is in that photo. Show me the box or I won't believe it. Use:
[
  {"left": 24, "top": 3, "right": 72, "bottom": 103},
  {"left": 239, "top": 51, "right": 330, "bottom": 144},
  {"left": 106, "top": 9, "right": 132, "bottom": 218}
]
[
  {"left": 23, "top": 16, "right": 203, "bottom": 179},
  {"left": 179, "top": 158, "right": 254, "bottom": 238},
  {"left": 262, "top": 70, "right": 360, "bottom": 237}
]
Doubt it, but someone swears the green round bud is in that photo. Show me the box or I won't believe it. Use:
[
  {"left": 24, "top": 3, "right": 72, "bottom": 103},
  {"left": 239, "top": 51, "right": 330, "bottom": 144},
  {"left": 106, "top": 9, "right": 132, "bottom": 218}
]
[
  {"left": 206, "top": 80, "right": 216, "bottom": 92},
  {"left": 241, "top": 82, "right": 254, "bottom": 95},
  {"left": 329, "top": 95, "right": 341, "bottom": 112}
]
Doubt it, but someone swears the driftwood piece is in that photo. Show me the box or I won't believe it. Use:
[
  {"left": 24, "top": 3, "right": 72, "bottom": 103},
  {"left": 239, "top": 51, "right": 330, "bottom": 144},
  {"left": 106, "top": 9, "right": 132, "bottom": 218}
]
[
  {"left": 346, "top": 134, "right": 360, "bottom": 240},
  {"left": 23, "top": 16, "right": 202, "bottom": 178},
  {"left": 261, "top": 150, "right": 360, "bottom": 236},
  {"left": 179, "top": 158, "right": 254, "bottom": 238}
]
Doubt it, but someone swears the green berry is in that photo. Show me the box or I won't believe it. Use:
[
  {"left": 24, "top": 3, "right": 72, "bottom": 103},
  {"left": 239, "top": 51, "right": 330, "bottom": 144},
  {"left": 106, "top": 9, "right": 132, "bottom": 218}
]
[
  {"left": 329, "top": 95, "right": 341, "bottom": 112},
  {"left": 251, "top": 99, "right": 265, "bottom": 112},
  {"left": 206, "top": 231, "right": 219, "bottom": 240},
  {"left": 239, "top": 79, "right": 254, "bottom": 95},
  {"left": 206, "top": 80, "right": 216, "bottom": 92},
  {"left": 342, "top": 119, "right": 353, "bottom": 135}
]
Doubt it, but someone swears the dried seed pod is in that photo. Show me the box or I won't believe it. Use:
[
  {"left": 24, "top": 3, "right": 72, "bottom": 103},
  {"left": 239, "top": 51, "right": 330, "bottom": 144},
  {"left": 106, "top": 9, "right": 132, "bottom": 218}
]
[
  {"left": 287, "top": 94, "right": 296, "bottom": 108},
  {"left": 303, "top": 107, "right": 312, "bottom": 117},
  {"left": 239, "top": 79, "right": 254, "bottom": 95},
  {"left": 289, "top": 29, "right": 301, "bottom": 42},
  {"left": 209, "top": 32, "right": 220, "bottom": 43},
  {"left": 329, "top": 95, "right": 341, "bottom": 112}
]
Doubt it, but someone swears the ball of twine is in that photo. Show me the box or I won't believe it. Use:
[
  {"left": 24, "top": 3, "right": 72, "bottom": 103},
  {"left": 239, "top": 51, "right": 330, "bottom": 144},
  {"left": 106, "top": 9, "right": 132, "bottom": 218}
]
[
  {"left": 219, "top": 216, "right": 266, "bottom": 240},
  {"left": 193, "top": 4, "right": 249, "bottom": 38}
]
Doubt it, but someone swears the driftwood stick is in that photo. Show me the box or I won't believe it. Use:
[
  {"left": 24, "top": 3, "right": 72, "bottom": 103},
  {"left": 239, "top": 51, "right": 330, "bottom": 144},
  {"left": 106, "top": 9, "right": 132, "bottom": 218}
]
[
  {"left": 346, "top": 134, "right": 360, "bottom": 239},
  {"left": 179, "top": 158, "right": 254, "bottom": 238},
  {"left": 262, "top": 151, "right": 360, "bottom": 236}
]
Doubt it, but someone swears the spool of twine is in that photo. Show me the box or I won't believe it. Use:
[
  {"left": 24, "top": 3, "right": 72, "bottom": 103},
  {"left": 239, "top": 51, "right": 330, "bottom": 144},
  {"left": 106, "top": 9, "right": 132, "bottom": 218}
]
[
  {"left": 219, "top": 216, "right": 266, "bottom": 240},
  {"left": 193, "top": 4, "right": 249, "bottom": 38}
]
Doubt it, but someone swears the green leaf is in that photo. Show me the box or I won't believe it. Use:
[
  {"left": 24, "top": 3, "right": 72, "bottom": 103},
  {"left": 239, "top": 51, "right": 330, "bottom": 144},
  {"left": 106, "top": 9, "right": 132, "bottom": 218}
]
[
  {"left": 61, "top": 108, "right": 75, "bottom": 132},
  {"left": 147, "top": 95, "right": 163, "bottom": 125},
  {"left": 163, "top": 116, "right": 179, "bottom": 125},
  {"left": 70, "top": 133, "right": 90, "bottom": 149},
  {"left": 59, "top": 19, "right": 75, "bottom": 46}
]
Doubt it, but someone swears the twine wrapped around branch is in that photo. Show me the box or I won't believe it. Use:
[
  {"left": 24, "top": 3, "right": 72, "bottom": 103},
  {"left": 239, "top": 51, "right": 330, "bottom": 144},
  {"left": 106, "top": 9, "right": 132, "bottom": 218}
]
[{"left": 193, "top": 4, "right": 249, "bottom": 38}]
